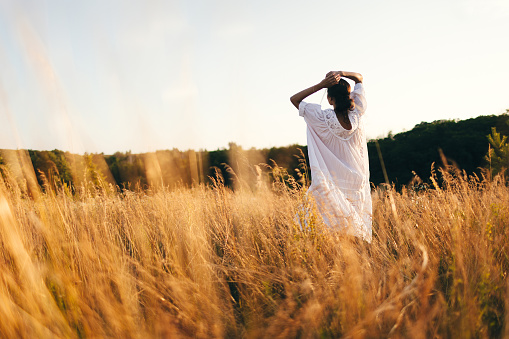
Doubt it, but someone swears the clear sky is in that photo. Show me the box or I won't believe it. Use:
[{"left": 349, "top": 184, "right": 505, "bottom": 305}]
[{"left": 0, "top": 0, "right": 508, "bottom": 154}]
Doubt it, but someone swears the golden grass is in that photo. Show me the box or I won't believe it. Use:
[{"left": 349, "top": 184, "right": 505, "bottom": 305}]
[{"left": 0, "top": 162, "right": 508, "bottom": 338}]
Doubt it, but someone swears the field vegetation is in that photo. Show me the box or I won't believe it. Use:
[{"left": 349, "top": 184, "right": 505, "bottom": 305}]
[{"left": 0, "top": 148, "right": 508, "bottom": 338}]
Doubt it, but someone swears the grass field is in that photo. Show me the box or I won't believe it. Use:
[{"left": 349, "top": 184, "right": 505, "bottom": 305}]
[{"left": 0, "top": 155, "right": 508, "bottom": 338}]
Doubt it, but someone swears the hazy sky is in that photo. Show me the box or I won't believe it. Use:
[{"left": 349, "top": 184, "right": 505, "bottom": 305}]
[{"left": 0, "top": 0, "right": 508, "bottom": 154}]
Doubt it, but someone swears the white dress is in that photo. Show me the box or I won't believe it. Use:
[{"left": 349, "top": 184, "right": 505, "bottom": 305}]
[{"left": 299, "top": 83, "right": 372, "bottom": 242}]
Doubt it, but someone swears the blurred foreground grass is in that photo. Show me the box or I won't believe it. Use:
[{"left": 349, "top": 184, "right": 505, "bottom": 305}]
[{"left": 0, "top": 161, "right": 508, "bottom": 338}]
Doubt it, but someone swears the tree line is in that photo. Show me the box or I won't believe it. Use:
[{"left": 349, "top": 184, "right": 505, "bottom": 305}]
[
  {"left": 369, "top": 113, "right": 509, "bottom": 188},
  {"left": 1, "top": 112, "right": 508, "bottom": 193}
]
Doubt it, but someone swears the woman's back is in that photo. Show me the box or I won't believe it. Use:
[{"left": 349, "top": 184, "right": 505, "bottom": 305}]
[{"left": 299, "top": 82, "right": 369, "bottom": 190}]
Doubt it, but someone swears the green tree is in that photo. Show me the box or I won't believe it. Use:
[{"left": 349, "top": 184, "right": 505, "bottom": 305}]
[
  {"left": 486, "top": 125, "right": 509, "bottom": 177},
  {"left": 368, "top": 113, "right": 509, "bottom": 188}
]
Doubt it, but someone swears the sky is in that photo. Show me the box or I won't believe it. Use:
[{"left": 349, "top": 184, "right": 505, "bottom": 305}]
[{"left": 0, "top": 0, "right": 508, "bottom": 154}]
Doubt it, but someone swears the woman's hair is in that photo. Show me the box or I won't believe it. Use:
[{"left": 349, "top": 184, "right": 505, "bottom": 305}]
[{"left": 327, "top": 79, "right": 354, "bottom": 116}]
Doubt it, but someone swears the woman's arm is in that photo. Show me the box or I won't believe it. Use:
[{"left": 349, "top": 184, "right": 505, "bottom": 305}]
[
  {"left": 290, "top": 73, "right": 340, "bottom": 109},
  {"left": 336, "top": 71, "right": 363, "bottom": 84}
]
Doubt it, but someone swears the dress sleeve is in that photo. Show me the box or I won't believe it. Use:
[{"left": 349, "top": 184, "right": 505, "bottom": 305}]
[
  {"left": 299, "top": 101, "right": 324, "bottom": 126},
  {"left": 351, "top": 83, "right": 367, "bottom": 116}
]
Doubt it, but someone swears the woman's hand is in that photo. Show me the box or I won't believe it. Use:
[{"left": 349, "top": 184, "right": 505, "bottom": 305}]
[
  {"left": 326, "top": 71, "right": 342, "bottom": 77},
  {"left": 320, "top": 72, "right": 341, "bottom": 88},
  {"left": 290, "top": 71, "right": 342, "bottom": 109},
  {"left": 333, "top": 71, "right": 363, "bottom": 83}
]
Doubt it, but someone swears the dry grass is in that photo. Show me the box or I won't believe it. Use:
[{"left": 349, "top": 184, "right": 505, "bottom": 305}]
[{"left": 0, "top": 159, "right": 508, "bottom": 338}]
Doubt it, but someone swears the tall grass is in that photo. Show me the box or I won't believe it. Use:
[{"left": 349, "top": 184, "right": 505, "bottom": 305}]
[{"left": 0, "top": 160, "right": 508, "bottom": 338}]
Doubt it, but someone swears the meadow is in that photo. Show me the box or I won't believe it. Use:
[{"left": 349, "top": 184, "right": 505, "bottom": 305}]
[{"left": 0, "top": 152, "right": 508, "bottom": 338}]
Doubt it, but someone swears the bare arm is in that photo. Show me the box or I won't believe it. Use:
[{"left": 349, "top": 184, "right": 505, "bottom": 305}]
[
  {"left": 336, "top": 71, "right": 363, "bottom": 84},
  {"left": 290, "top": 73, "right": 340, "bottom": 109}
]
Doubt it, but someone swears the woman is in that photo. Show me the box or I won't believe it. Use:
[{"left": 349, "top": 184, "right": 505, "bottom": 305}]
[{"left": 290, "top": 71, "right": 372, "bottom": 242}]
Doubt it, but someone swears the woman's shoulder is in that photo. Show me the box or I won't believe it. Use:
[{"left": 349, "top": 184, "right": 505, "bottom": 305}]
[
  {"left": 351, "top": 83, "right": 365, "bottom": 96},
  {"left": 299, "top": 101, "right": 325, "bottom": 118},
  {"left": 350, "top": 83, "right": 367, "bottom": 115}
]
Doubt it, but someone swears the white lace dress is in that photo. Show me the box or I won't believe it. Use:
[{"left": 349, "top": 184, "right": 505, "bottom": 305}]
[{"left": 299, "top": 83, "right": 372, "bottom": 242}]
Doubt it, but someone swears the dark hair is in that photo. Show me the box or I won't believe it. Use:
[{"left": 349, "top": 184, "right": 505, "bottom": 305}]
[{"left": 327, "top": 79, "right": 354, "bottom": 117}]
